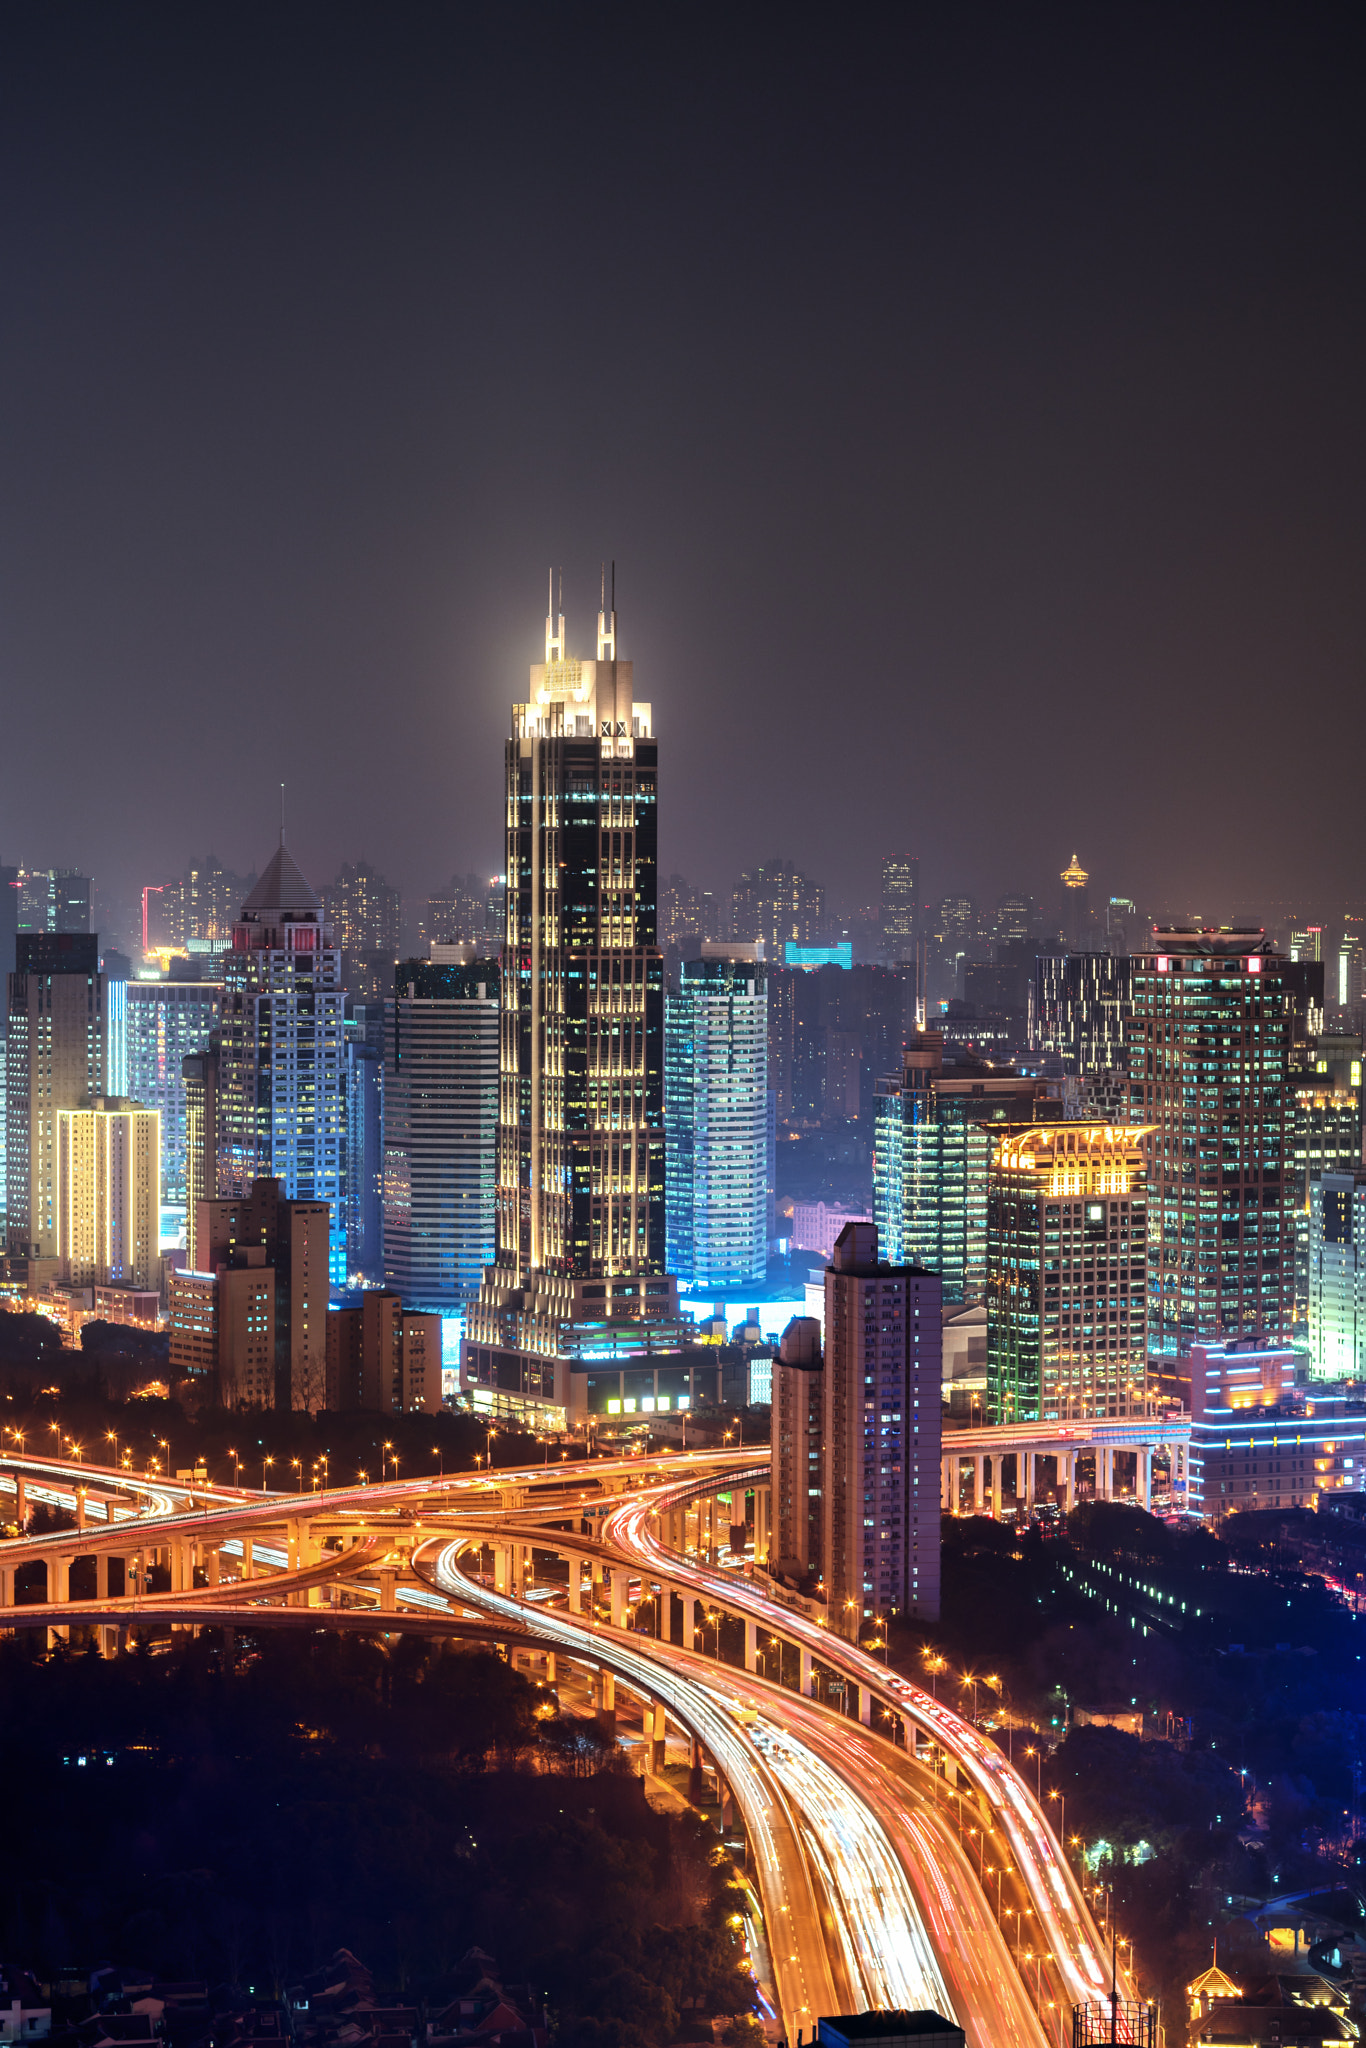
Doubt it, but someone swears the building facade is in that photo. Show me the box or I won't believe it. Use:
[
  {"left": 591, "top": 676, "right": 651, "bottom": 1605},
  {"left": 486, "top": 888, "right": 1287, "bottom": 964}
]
[
  {"left": 55, "top": 1097, "right": 160, "bottom": 1290},
  {"left": 382, "top": 957, "right": 499, "bottom": 1309},
  {"left": 1309, "top": 1170, "right": 1366, "bottom": 1379},
  {"left": 5, "top": 933, "right": 104, "bottom": 1258},
  {"left": 770, "top": 1314, "right": 823, "bottom": 1583},
  {"left": 1288, "top": 1074, "right": 1362, "bottom": 1338},
  {"left": 985, "top": 1123, "right": 1151, "bottom": 1424},
  {"left": 822, "top": 1221, "right": 942, "bottom": 1628},
  {"left": 105, "top": 980, "right": 221, "bottom": 1208},
  {"left": 322, "top": 860, "right": 402, "bottom": 1002},
  {"left": 216, "top": 844, "right": 348, "bottom": 1286},
  {"left": 1031, "top": 953, "right": 1134, "bottom": 1076},
  {"left": 1130, "top": 930, "right": 1294, "bottom": 1356},
  {"left": 325, "top": 1291, "right": 444, "bottom": 1412},
  {"left": 462, "top": 584, "right": 673, "bottom": 1424},
  {"left": 873, "top": 1031, "right": 1057, "bottom": 1304},
  {"left": 180, "top": 1176, "right": 330, "bottom": 1409},
  {"left": 665, "top": 955, "right": 767, "bottom": 1289},
  {"left": 1187, "top": 1339, "right": 1364, "bottom": 1519},
  {"left": 879, "top": 854, "right": 920, "bottom": 964}
]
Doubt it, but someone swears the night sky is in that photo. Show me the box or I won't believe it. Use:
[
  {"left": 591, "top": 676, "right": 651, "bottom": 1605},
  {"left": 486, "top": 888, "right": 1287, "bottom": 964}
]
[{"left": 2, "top": 5, "right": 1363, "bottom": 937}]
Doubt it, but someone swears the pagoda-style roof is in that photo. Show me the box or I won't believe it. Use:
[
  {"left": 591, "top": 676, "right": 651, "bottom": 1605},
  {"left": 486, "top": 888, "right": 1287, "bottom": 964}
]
[
  {"left": 1188, "top": 1964, "right": 1243, "bottom": 2000},
  {"left": 1061, "top": 852, "right": 1090, "bottom": 889}
]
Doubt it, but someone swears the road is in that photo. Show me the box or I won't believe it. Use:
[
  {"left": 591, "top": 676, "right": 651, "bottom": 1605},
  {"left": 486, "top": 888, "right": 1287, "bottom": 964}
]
[{"left": 0, "top": 1444, "right": 1126, "bottom": 2048}]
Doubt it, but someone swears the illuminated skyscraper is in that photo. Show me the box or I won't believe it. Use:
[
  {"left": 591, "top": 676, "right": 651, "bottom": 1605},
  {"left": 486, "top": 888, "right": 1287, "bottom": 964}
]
[
  {"left": 463, "top": 581, "right": 676, "bottom": 1421},
  {"left": 322, "top": 860, "right": 402, "bottom": 1001},
  {"left": 1059, "top": 852, "right": 1090, "bottom": 950},
  {"left": 1309, "top": 1170, "right": 1366, "bottom": 1379},
  {"left": 383, "top": 955, "right": 499, "bottom": 1308},
  {"left": 216, "top": 842, "right": 348, "bottom": 1286},
  {"left": 873, "top": 1031, "right": 1057, "bottom": 1303},
  {"left": 6, "top": 933, "right": 104, "bottom": 1259},
  {"left": 879, "top": 854, "right": 920, "bottom": 964},
  {"left": 56, "top": 1097, "right": 160, "bottom": 1290},
  {"left": 665, "top": 954, "right": 768, "bottom": 1289},
  {"left": 103, "top": 979, "right": 221, "bottom": 1210},
  {"left": 1031, "top": 954, "right": 1134, "bottom": 1076},
  {"left": 1131, "top": 929, "right": 1294, "bottom": 1355},
  {"left": 986, "top": 1122, "right": 1151, "bottom": 1423}
]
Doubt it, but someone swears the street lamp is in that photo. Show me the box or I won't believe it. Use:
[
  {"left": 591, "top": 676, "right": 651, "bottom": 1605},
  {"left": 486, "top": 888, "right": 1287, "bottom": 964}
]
[
  {"left": 1048, "top": 1786, "right": 1065, "bottom": 1851},
  {"left": 262, "top": 1454, "right": 274, "bottom": 1490},
  {"left": 1025, "top": 1745, "right": 1043, "bottom": 1803}
]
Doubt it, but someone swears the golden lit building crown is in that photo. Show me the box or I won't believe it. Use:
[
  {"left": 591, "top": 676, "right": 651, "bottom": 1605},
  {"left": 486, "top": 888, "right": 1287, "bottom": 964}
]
[{"left": 1060, "top": 852, "right": 1089, "bottom": 889}]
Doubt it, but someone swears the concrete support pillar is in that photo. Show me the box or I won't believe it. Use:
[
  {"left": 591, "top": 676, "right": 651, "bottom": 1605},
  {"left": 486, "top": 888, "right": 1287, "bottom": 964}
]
[
  {"left": 379, "top": 1568, "right": 396, "bottom": 1613},
  {"left": 544, "top": 1651, "right": 557, "bottom": 1684},
  {"left": 941, "top": 1457, "right": 952, "bottom": 1513},
  {"left": 1024, "top": 1448, "right": 1035, "bottom": 1514},
  {"left": 53, "top": 1555, "right": 72, "bottom": 1602},
  {"left": 1137, "top": 1447, "right": 1152, "bottom": 1510},
  {"left": 75, "top": 1489, "right": 87, "bottom": 1533},
  {"left": 687, "top": 1593, "right": 701, "bottom": 1648},
  {"left": 1099, "top": 1446, "right": 1114, "bottom": 1499},
  {"left": 0, "top": 1561, "right": 14, "bottom": 1609},
  {"left": 610, "top": 1570, "right": 626, "bottom": 1630},
  {"left": 98, "top": 1624, "right": 119, "bottom": 1659},
  {"left": 744, "top": 1617, "right": 758, "bottom": 1672},
  {"left": 799, "top": 1645, "right": 813, "bottom": 1697},
  {"left": 1061, "top": 1452, "right": 1075, "bottom": 1514},
  {"left": 240, "top": 1537, "right": 254, "bottom": 1581},
  {"left": 859, "top": 1685, "right": 872, "bottom": 1727},
  {"left": 990, "top": 1456, "right": 1003, "bottom": 1520},
  {"left": 206, "top": 1546, "right": 221, "bottom": 1588},
  {"left": 649, "top": 1701, "right": 667, "bottom": 1774},
  {"left": 579, "top": 1560, "right": 593, "bottom": 1615},
  {"left": 689, "top": 1732, "right": 704, "bottom": 1804},
  {"left": 14, "top": 1475, "right": 25, "bottom": 1524},
  {"left": 494, "top": 1547, "right": 509, "bottom": 1594},
  {"left": 972, "top": 1454, "right": 985, "bottom": 1513},
  {"left": 755, "top": 1486, "right": 769, "bottom": 1561}
]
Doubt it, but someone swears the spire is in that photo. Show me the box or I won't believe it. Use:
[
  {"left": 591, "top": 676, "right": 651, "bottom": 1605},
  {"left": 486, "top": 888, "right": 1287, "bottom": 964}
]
[
  {"left": 597, "top": 557, "right": 617, "bottom": 661},
  {"left": 545, "top": 567, "right": 565, "bottom": 662},
  {"left": 279, "top": 782, "right": 285, "bottom": 847}
]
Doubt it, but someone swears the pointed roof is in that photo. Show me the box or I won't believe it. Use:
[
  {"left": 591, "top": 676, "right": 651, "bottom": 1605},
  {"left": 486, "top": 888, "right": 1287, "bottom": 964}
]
[
  {"left": 241, "top": 841, "right": 320, "bottom": 919},
  {"left": 1188, "top": 1963, "right": 1242, "bottom": 1999}
]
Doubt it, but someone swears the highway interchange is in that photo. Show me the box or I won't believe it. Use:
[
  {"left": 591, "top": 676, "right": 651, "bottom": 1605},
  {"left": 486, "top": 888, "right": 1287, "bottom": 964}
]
[{"left": 0, "top": 1445, "right": 1135, "bottom": 2048}]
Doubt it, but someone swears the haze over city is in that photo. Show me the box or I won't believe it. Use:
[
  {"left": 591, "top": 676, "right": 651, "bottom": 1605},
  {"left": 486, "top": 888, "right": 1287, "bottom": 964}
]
[{"left": 3, "top": 6, "right": 1364, "bottom": 928}]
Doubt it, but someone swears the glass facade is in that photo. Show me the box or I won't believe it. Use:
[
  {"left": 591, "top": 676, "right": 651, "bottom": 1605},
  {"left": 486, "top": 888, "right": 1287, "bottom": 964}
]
[
  {"left": 1131, "top": 934, "right": 1293, "bottom": 1357},
  {"left": 665, "top": 956, "right": 767, "bottom": 1289}
]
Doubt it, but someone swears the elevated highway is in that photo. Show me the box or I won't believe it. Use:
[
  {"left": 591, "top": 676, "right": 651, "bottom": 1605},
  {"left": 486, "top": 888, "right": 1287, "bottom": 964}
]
[{"left": 0, "top": 1444, "right": 1131, "bottom": 2048}]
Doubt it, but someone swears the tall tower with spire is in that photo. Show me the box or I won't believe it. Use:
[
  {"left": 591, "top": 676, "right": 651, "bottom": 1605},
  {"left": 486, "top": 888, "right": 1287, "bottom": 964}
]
[
  {"left": 464, "top": 576, "right": 675, "bottom": 1419},
  {"left": 216, "top": 836, "right": 347, "bottom": 1300}
]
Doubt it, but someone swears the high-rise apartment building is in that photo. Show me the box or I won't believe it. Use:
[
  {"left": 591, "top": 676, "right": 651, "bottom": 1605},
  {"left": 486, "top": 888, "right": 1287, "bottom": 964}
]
[
  {"left": 325, "top": 1291, "right": 444, "bottom": 1412},
  {"left": 322, "top": 860, "right": 402, "bottom": 1002},
  {"left": 665, "top": 954, "right": 768, "bottom": 1289},
  {"left": 5, "top": 933, "right": 104, "bottom": 1257},
  {"left": 822, "top": 1222, "right": 941, "bottom": 1628},
  {"left": 216, "top": 843, "right": 348, "bottom": 1286},
  {"left": 985, "top": 1123, "right": 1151, "bottom": 1423},
  {"left": 880, "top": 855, "right": 920, "bottom": 964},
  {"left": 770, "top": 1314, "right": 823, "bottom": 1583},
  {"left": 184, "top": 858, "right": 255, "bottom": 947},
  {"left": 55, "top": 1098, "right": 160, "bottom": 1290},
  {"left": 104, "top": 980, "right": 220, "bottom": 1208},
  {"left": 732, "top": 858, "right": 823, "bottom": 956},
  {"left": 1131, "top": 930, "right": 1294, "bottom": 1356},
  {"left": 1031, "top": 954, "right": 1134, "bottom": 1076},
  {"left": 172, "top": 1176, "right": 330, "bottom": 1409},
  {"left": 1308, "top": 1170, "right": 1366, "bottom": 1380},
  {"left": 463, "top": 584, "right": 676, "bottom": 1422},
  {"left": 873, "top": 1032, "right": 1057, "bottom": 1303},
  {"left": 383, "top": 956, "right": 499, "bottom": 1309}
]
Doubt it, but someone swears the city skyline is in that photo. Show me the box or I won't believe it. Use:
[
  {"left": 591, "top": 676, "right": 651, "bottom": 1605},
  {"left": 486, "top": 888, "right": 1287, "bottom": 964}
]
[{"left": 3, "top": 10, "right": 1365, "bottom": 924}]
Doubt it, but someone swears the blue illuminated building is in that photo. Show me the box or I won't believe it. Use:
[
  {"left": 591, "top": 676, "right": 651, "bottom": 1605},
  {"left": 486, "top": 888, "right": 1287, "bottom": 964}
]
[{"left": 665, "top": 954, "right": 768, "bottom": 1289}]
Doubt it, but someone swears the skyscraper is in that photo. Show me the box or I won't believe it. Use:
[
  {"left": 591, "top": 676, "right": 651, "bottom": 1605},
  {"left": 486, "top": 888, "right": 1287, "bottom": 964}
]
[
  {"left": 105, "top": 980, "right": 221, "bottom": 1210},
  {"left": 1287, "top": 1072, "right": 1362, "bottom": 1337},
  {"left": 463, "top": 582, "right": 675, "bottom": 1422},
  {"left": 56, "top": 1098, "right": 161, "bottom": 1290},
  {"left": 822, "top": 1222, "right": 941, "bottom": 1629},
  {"left": 1059, "top": 853, "right": 1090, "bottom": 950},
  {"left": 986, "top": 1122, "right": 1151, "bottom": 1423},
  {"left": 1031, "top": 954, "right": 1134, "bottom": 1076},
  {"left": 322, "top": 860, "right": 402, "bottom": 1001},
  {"left": 6, "top": 933, "right": 104, "bottom": 1259},
  {"left": 178, "top": 1176, "right": 330, "bottom": 1409},
  {"left": 731, "top": 857, "right": 824, "bottom": 956},
  {"left": 879, "top": 854, "right": 920, "bottom": 964},
  {"left": 216, "top": 842, "right": 348, "bottom": 1286},
  {"left": 17, "top": 868, "right": 92, "bottom": 935},
  {"left": 1309, "top": 1170, "right": 1366, "bottom": 1379},
  {"left": 770, "top": 1314, "right": 823, "bottom": 1583},
  {"left": 1131, "top": 929, "right": 1294, "bottom": 1355},
  {"left": 383, "top": 955, "right": 499, "bottom": 1309},
  {"left": 182, "top": 1037, "right": 219, "bottom": 1274},
  {"left": 873, "top": 1031, "right": 1057, "bottom": 1303},
  {"left": 665, "top": 953, "right": 768, "bottom": 1289}
]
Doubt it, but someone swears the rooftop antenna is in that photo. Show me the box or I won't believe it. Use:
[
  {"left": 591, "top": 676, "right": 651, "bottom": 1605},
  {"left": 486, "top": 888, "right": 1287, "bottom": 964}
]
[
  {"left": 280, "top": 783, "right": 285, "bottom": 846},
  {"left": 597, "top": 556, "right": 617, "bottom": 660}
]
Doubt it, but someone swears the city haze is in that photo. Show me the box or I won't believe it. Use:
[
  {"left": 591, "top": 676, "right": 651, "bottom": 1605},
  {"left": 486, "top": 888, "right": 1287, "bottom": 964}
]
[{"left": 1, "top": 6, "right": 1363, "bottom": 930}]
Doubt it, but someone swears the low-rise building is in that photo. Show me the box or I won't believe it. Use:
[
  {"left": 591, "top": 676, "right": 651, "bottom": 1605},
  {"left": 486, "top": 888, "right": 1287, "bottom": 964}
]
[{"left": 1188, "top": 1339, "right": 1366, "bottom": 1520}]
